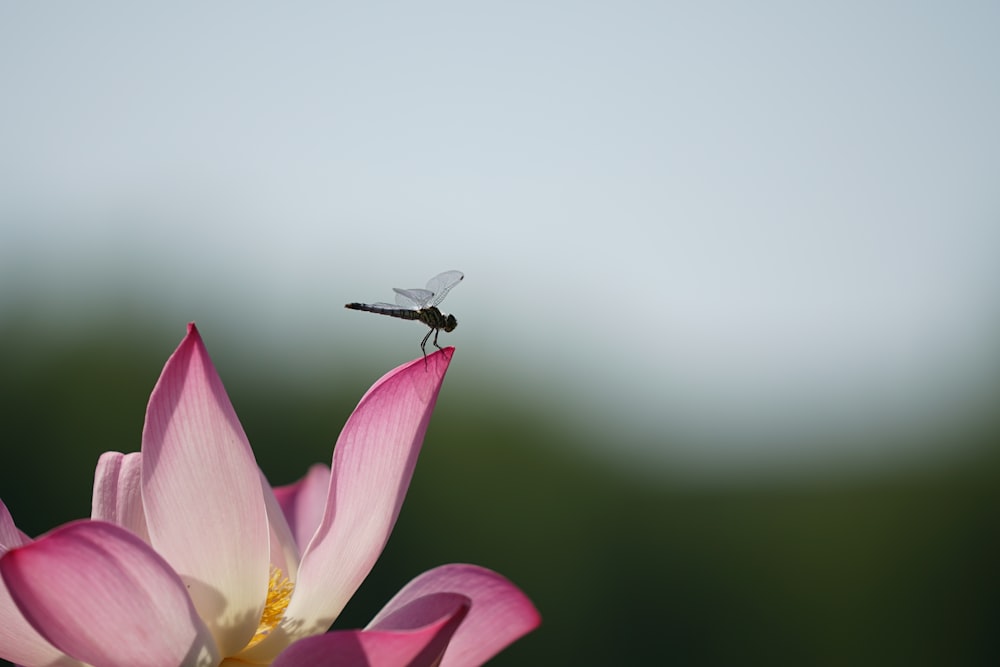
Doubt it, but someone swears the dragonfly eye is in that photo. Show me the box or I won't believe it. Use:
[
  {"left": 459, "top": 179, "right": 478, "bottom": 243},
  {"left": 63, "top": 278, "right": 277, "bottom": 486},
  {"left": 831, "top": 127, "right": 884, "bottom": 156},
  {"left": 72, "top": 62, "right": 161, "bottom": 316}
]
[{"left": 444, "top": 315, "right": 458, "bottom": 332}]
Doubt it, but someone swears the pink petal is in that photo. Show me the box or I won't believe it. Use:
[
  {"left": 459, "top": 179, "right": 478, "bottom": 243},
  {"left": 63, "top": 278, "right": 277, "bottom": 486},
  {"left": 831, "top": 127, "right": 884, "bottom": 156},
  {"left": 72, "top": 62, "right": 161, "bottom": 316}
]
[
  {"left": 0, "top": 584, "right": 82, "bottom": 667},
  {"left": 0, "top": 520, "right": 219, "bottom": 667},
  {"left": 241, "top": 349, "right": 454, "bottom": 662},
  {"left": 272, "top": 463, "right": 330, "bottom": 551},
  {"left": 260, "top": 469, "right": 301, "bottom": 582},
  {"left": 370, "top": 564, "right": 541, "bottom": 667},
  {"left": 141, "top": 323, "right": 270, "bottom": 655},
  {"left": 0, "top": 499, "right": 28, "bottom": 551},
  {"left": 0, "top": 503, "right": 82, "bottom": 667},
  {"left": 271, "top": 593, "right": 468, "bottom": 667},
  {"left": 91, "top": 451, "right": 149, "bottom": 543}
]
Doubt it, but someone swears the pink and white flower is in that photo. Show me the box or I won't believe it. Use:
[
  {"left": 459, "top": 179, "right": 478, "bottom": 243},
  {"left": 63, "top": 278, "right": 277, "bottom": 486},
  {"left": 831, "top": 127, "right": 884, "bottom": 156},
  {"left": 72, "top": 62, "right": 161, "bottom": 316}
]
[{"left": 0, "top": 323, "right": 539, "bottom": 666}]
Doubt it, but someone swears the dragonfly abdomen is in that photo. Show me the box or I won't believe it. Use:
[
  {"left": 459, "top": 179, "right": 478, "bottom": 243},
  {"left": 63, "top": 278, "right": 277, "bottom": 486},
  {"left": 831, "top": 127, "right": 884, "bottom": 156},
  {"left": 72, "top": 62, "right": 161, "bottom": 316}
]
[{"left": 345, "top": 303, "right": 423, "bottom": 321}]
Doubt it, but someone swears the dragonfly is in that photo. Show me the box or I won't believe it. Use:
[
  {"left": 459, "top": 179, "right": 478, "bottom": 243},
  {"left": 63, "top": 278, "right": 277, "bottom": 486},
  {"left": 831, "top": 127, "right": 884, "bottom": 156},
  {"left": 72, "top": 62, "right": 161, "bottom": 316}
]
[{"left": 345, "top": 270, "right": 464, "bottom": 357}]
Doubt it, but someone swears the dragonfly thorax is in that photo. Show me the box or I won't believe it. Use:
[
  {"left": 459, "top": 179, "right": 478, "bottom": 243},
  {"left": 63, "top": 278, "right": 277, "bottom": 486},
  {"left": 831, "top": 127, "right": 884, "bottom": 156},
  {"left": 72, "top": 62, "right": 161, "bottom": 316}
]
[{"left": 418, "top": 306, "right": 457, "bottom": 332}]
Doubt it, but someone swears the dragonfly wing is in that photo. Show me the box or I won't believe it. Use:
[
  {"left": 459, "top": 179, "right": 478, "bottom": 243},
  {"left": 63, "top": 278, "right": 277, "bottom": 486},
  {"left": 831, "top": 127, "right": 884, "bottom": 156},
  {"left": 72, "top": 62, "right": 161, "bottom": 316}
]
[
  {"left": 425, "top": 270, "right": 464, "bottom": 307},
  {"left": 393, "top": 287, "right": 432, "bottom": 308}
]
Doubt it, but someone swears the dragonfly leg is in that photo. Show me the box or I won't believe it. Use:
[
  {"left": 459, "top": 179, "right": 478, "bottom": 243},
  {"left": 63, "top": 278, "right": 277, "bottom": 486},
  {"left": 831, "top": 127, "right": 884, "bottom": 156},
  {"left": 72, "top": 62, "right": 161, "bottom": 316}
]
[
  {"left": 420, "top": 329, "right": 433, "bottom": 362},
  {"left": 432, "top": 328, "right": 444, "bottom": 352}
]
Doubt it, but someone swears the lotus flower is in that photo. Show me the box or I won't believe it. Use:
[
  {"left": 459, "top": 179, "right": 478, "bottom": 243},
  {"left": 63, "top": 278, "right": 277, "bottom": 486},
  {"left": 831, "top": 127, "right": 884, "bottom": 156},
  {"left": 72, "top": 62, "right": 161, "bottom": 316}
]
[{"left": 0, "top": 323, "right": 539, "bottom": 666}]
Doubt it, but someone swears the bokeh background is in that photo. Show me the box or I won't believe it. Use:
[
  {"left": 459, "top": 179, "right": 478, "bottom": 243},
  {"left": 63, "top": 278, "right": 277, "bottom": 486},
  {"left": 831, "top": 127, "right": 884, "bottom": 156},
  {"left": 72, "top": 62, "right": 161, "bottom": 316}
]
[{"left": 2, "top": 2, "right": 1000, "bottom": 664}]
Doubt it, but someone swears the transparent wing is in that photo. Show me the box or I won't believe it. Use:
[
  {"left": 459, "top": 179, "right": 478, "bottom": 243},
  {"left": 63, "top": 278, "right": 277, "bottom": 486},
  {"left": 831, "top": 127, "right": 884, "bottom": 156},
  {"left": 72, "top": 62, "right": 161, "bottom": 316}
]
[
  {"left": 424, "top": 270, "right": 464, "bottom": 308},
  {"left": 393, "top": 288, "right": 433, "bottom": 309}
]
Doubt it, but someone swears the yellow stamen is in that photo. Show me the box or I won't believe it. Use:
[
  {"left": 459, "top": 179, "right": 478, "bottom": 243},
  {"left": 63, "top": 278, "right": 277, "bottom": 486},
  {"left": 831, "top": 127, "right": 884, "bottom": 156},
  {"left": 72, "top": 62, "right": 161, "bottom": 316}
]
[{"left": 247, "top": 566, "right": 294, "bottom": 648}]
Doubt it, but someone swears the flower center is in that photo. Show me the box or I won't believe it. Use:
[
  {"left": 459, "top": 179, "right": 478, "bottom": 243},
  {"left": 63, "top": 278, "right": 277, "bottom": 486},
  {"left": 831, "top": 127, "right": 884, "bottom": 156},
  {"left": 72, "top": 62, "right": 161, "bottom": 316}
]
[{"left": 246, "top": 566, "right": 294, "bottom": 648}]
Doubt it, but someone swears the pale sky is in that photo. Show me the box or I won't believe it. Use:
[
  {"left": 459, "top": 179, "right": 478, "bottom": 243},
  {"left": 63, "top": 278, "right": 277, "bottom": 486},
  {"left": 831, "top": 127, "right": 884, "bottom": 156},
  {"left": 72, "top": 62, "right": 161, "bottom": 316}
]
[{"left": 2, "top": 2, "right": 999, "bottom": 477}]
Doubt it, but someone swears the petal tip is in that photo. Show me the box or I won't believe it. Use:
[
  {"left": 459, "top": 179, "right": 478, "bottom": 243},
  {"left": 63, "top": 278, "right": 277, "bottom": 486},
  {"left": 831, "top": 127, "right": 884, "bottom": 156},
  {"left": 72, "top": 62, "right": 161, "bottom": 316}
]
[{"left": 383, "top": 347, "right": 456, "bottom": 385}]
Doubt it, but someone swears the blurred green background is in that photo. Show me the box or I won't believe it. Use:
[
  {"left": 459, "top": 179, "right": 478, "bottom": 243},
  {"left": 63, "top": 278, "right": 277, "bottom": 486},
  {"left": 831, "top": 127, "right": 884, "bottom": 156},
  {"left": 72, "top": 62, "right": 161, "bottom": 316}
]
[
  {"left": 1, "top": 316, "right": 998, "bottom": 665},
  {"left": 3, "top": 2, "right": 1000, "bottom": 665}
]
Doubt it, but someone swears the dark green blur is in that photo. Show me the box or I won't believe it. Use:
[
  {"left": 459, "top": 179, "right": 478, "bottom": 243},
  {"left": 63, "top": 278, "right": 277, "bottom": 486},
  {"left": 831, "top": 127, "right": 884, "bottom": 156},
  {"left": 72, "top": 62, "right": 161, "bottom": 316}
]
[{"left": 1, "top": 321, "right": 998, "bottom": 666}]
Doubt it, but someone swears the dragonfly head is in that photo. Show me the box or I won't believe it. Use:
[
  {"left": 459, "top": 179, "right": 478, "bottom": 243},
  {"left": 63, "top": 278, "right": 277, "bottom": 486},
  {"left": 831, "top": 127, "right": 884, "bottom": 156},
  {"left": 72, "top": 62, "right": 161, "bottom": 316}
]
[{"left": 443, "top": 314, "right": 458, "bottom": 332}]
